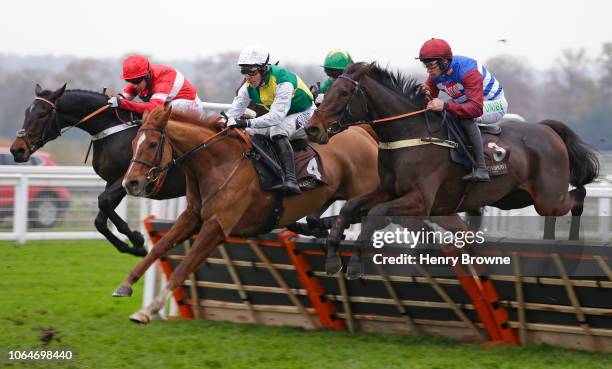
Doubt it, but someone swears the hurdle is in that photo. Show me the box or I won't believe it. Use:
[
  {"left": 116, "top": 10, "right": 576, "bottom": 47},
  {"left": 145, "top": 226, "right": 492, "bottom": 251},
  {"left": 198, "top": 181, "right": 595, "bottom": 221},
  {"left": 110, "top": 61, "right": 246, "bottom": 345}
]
[{"left": 143, "top": 217, "right": 612, "bottom": 352}]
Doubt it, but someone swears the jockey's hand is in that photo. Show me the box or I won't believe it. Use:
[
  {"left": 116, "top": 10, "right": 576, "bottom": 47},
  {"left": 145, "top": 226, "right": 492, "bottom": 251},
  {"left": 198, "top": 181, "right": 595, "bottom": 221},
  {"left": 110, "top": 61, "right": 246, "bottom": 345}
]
[
  {"left": 227, "top": 117, "right": 250, "bottom": 129},
  {"left": 309, "top": 83, "right": 320, "bottom": 97},
  {"left": 422, "top": 84, "right": 432, "bottom": 101},
  {"left": 315, "top": 93, "right": 325, "bottom": 106},
  {"left": 108, "top": 96, "right": 122, "bottom": 108},
  {"left": 427, "top": 98, "right": 445, "bottom": 112}
]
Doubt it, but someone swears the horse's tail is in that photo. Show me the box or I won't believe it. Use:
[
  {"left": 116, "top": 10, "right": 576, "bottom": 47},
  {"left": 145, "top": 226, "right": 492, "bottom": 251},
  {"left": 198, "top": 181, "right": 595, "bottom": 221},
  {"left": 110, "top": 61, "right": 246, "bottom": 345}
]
[{"left": 539, "top": 119, "right": 599, "bottom": 187}]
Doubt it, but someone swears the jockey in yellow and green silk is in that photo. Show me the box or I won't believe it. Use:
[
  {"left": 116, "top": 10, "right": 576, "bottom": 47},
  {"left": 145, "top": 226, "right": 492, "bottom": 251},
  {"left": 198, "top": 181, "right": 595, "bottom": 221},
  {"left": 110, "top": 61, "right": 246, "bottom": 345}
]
[{"left": 225, "top": 45, "right": 315, "bottom": 195}]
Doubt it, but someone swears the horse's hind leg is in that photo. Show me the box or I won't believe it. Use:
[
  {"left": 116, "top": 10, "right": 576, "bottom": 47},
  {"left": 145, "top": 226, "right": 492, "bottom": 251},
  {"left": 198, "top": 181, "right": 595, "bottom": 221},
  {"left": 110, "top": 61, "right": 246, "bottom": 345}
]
[
  {"left": 326, "top": 188, "right": 391, "bottom": 276},
  {"left": 113, "top": 207, "right": 201, "bottom": 297},
  {"left": 569, "top": 187, "right": 587, "bottom": 240},
  {"left": 94, "top": 181, "right": 145, "bottom": 257}
]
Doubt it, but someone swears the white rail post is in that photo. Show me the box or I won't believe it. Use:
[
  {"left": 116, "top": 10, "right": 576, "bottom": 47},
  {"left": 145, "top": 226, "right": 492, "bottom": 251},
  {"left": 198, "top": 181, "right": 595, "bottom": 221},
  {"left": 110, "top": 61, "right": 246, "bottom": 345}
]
[
  {"left": 14, "top": 175, "right": 29, "bottom": 244},
  {"left": 598, "top": 197, "right": 610, "bottom": 240}
]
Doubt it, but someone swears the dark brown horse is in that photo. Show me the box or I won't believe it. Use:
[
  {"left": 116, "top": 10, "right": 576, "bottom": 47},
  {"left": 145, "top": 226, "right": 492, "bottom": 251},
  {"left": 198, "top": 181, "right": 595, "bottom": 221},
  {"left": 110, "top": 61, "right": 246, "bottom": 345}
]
[
  {"left": 305, "top": 62, "right": 599, "bottom": 279},
  {"left": 113, "top": 107, "right": 379, "bottom": 323},
  {"left": 9, "top": 85, "right": 187, "bottom": 256}
]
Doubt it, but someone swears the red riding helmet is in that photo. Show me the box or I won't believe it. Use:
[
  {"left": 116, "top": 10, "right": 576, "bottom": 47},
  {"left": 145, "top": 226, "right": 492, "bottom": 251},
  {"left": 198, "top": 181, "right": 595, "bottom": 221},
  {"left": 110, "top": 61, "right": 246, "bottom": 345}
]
[
  {"left": 122, "top": 55, "right": 150, "bottom": 80},
  {"left": 417, "top": 38, "right": 453, "bottom": 60}
]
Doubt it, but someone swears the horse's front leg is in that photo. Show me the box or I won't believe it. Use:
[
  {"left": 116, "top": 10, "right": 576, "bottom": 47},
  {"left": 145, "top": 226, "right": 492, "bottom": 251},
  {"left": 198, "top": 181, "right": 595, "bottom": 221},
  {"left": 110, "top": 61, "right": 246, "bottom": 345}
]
[
  {"left": 129, "top": 218, "right": 225, "bottom": 324},
  {"left": 94, "top": 179, "right": 146, "bottom": 257},
  {"left": 112, "top": 207, "right": 201, "bottom": 297},
  {"left": 346, "top": 190, "right": 430, "bottom": 279},
  {"left": 326, "top": 187, "right": 392, "bottom": 275}
]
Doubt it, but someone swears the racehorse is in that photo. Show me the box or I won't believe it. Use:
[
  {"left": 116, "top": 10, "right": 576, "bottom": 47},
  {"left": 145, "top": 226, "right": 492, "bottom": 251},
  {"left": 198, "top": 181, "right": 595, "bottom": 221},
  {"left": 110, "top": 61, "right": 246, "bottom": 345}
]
[
  {"left": 114, "top": 107, "right": 379, "bottom": 323},
  {"left": 10, "top": 84, "right": 187, "bottom": 256},
  {"left": 305, "top": 62, "right": 599, "bottom": 279}
]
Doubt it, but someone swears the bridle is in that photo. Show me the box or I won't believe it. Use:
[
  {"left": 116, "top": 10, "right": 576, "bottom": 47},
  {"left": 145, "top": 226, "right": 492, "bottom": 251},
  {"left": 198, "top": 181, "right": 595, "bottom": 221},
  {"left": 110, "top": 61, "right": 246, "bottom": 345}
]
[
  {"left": 129, "top": 125, "right": 251, "bottom": 202},
  {"left": 17, "top": 96, "right": 112, "bottom": 153},
  {"left": 130, "top": 126, "right": 235, "bottom": 183},
  {"left": 314, "top": 74, "right": 369, "bottom": 136},
  {"left": 313, "top": 73, "right": 431, "bottom": 137}
]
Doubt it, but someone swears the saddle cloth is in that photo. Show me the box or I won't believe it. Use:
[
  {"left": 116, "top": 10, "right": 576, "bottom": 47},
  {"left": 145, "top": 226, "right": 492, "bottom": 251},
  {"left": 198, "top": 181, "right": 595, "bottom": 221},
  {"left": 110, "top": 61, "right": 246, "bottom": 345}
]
[
  {"left": 449, "top": 124, "right": 511, "bottom": 177},
  {"left": 249, "top": 134, "right": 327, "bottom": 192}
]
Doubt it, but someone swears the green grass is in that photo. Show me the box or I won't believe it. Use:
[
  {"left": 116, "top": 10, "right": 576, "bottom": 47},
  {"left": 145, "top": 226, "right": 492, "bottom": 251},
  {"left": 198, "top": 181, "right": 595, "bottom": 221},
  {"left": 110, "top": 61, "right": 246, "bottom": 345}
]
[{"left": 0, "top": 241, "right": 610, "bottom": 369}]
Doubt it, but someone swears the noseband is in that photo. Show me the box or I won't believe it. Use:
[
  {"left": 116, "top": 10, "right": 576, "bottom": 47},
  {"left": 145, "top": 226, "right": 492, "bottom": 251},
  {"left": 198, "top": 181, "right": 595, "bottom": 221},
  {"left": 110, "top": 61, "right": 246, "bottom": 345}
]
[
  {"left": 314, "top": 74, "right": 369, "bottom": 136},
  {"left": 17, "top": 97, "right": 61, "bottom": 152},
  {"left": 130, "top": 128, "right": 168, "bottom": 182}
]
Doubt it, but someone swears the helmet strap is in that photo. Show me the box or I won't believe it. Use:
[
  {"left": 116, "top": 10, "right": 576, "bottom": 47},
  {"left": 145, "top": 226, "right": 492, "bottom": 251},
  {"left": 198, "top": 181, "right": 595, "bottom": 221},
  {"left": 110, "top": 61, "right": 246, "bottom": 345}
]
[{"left": 438, "top": 59, "right": 450, "bottom": 74}]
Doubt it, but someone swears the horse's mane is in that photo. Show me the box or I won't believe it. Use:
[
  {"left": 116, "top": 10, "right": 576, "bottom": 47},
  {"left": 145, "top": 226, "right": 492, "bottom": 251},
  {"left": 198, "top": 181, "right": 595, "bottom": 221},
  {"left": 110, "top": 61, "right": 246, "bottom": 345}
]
[
  {"left": 37, "top": 88, "right": 109, "bottom": 100},
  {"left": 346, "top": 62, "right": 428, "bottom": 108},
  {"left": 142, "top": 107, "right": 222, "bottom": 131}
]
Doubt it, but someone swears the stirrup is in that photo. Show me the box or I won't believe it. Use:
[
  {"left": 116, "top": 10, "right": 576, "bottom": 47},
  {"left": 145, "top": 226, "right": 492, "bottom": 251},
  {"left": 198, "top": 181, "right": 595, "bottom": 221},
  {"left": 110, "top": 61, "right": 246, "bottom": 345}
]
[{"left": 462, "top": 167, "right": 490, "bottom": 182}]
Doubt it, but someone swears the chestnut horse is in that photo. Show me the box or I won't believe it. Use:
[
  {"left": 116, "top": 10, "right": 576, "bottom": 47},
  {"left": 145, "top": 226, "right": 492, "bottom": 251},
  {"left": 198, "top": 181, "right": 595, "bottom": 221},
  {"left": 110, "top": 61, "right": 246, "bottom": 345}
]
[
  {"left": 305, "top": 62, "right": 599, "bottom": 279},
  {"left": 114, "top": 107, "right": 379, "bottom": 323}
]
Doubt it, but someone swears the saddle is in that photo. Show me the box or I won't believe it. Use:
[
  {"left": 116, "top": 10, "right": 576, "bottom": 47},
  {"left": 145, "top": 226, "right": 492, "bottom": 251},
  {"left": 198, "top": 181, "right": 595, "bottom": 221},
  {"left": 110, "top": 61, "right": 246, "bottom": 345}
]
[
  {"left": 449, "top": 122, "right": 510, "bottom": 177},
  {"left": 248, "top": 134, "right": 327, "bottom": 192}
]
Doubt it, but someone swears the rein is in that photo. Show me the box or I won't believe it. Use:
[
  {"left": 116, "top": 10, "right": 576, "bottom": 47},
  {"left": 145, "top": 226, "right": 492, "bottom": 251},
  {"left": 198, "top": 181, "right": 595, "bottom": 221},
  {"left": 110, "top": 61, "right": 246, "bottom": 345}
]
[
  {"left": 132, "top": 126, "right": 247, "bottom": 182},
  {"left": 317, "top": 73, "right": 453, "bottom": 150},
  {"left": 318, "top": 73, "right": 430, "bottom": 135},
  {"left": 18, "top": 96, "right": 112, "bottom": 152}
]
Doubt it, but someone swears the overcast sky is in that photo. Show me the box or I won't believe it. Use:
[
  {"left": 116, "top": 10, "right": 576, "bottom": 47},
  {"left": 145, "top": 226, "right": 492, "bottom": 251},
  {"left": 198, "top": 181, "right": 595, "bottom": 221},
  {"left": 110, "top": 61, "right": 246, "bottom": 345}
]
[{"left": 2, "top": 0, "right": 610, "bottom": 70}]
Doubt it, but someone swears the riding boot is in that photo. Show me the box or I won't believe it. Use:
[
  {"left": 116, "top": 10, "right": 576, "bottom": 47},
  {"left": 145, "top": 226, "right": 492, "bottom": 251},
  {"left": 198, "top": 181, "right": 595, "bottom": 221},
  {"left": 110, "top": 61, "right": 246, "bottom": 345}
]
[
  {"left": 461, "top": 119, "right": 490, "bottom": 182},
  {"left": 272, "top": 135, "right": 301, "bottom": 195}
]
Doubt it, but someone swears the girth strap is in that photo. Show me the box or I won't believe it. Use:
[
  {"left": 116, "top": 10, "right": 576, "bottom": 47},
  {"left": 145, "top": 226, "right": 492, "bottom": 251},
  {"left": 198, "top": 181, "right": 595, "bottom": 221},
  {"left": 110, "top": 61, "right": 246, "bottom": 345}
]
[{"left": 378, "top": 137, "right": 458, "bottom": 150}]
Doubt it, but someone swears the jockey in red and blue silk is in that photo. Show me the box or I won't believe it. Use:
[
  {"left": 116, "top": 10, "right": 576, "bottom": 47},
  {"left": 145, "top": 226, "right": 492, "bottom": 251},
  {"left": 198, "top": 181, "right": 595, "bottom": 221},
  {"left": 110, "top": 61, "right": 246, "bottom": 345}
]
[
  {"left": 418, "top": 38, "right": 507, "bottom": 182},
  {"left": 108, "top": 55, "right": 203, "bottom": 114}
]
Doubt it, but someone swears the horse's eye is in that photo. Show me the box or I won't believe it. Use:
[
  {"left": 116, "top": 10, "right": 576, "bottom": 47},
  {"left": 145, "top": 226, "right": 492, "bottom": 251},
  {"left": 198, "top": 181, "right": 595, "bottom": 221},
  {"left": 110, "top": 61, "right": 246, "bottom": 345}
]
[
  {"left": 148, "top": 142, "right": 158, "bottom": 149},
  {"left": 37, "top": 111, "right": 47, "bottom": 118},
  {"left": 340, "top": 90, "right": 349, "bottom": 97}
]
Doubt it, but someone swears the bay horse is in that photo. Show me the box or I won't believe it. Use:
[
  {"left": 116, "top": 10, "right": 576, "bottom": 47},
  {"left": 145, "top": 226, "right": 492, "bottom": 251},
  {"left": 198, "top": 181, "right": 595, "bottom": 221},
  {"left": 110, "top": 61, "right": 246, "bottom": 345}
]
[
  {"left": 10, "top": 84, "right": 187, "bottom": 256},
  {"left": 305, "top": 62, "right": 599, "bottom": 279},
  {"left": 114, "top": 107, "right": 379, "bottom": 323}
]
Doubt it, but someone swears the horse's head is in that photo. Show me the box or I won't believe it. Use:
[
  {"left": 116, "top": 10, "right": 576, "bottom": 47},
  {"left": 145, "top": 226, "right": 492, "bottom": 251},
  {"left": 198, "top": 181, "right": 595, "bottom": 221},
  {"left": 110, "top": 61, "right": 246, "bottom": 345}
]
[
  {"left": 11, "top": 83, "right": 66, "bottom": 162},
  {"left": 306, "top": 62, "right": 374, "bottom": 144},
  {"left": 123, "top": 107, "right": 174, "bottom": 197}
]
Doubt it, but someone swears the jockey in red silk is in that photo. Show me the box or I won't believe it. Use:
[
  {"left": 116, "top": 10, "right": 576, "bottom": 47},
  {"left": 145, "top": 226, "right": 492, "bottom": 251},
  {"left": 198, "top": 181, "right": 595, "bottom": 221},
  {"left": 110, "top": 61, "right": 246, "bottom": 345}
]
[
  {"left": 108, "top": 54, "right": 203, "bottom": 114},
  {"left": 418, "top": 38, "right": 508, "bottom": 182}
]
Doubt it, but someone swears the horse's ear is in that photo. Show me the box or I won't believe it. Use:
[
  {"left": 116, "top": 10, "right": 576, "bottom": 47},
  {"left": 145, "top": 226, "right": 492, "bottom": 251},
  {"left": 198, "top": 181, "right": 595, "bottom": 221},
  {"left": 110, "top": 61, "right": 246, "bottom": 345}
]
[
  {"left": 352, "top": 62, "right": 375, "bottom": 81},
  {"left": 35, "top": 84, "right": 43, "bottom": 96},
  {"left": 142, "top": 110, "right": 150, "bottom": 120},
  {"left": 50, "top": 83, "right": 67, "bottom": 101}
]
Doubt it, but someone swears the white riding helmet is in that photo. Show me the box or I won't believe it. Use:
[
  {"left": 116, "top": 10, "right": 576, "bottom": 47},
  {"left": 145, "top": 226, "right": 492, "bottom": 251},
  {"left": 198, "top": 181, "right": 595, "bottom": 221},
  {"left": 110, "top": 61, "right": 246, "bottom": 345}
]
[{"left": 237, "top": 45, "right": 270, "bottom": 66}]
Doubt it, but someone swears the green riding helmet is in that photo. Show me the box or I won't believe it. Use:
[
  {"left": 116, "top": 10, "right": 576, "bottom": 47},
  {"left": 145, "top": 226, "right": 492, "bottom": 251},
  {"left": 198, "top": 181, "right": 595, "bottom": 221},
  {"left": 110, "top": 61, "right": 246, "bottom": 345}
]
[{"left": 323, "top": 49, "right": 353, "bottom": 70}]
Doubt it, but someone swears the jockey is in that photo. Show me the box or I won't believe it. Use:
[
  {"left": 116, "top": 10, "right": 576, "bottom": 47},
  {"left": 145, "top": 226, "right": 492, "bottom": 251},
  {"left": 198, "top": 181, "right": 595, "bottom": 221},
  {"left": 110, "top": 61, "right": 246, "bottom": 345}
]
[
  {"left": 314, "top": 49, "right": 353, "bottom": 105},
  {"left": 418, "top": 38, "right": 508, "bottom": 182},
  {"left": 108, "top": 54, "right": 203, "bottom": 114},
  {"left": 225, "top": 45, "right": 315, "bottom": 195}
]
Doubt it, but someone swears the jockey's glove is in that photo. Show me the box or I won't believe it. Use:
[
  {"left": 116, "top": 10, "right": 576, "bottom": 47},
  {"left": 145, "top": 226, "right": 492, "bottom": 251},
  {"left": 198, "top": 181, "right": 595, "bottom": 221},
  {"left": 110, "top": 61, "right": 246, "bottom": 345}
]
[
  {"left": 108, "top": 96, "right": 122, "bottom": 108},
  {"left": 227, "top": 117, "right": 251, "bottom": 129}
]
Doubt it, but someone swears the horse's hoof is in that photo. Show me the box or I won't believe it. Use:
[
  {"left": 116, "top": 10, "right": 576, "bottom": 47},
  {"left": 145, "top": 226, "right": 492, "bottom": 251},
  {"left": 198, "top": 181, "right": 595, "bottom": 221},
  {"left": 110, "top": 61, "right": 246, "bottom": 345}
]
[
  {"left": 325, "top": 255, "right": 343, "bottom": 276},
  {"left": 132, "top": 247, "right": 147, "bottom": 257},
  {"left": 112, "top": 285, "right": 133, "bottom": 297},
  {"left": 346, "top": 261, "right": 363, "bottom": 280},
  {"left": 131, "top": 231, "right": 145, "bottom": 248},
  {"left": 129, "top": 310, "right": 151, "bottom": 324}
]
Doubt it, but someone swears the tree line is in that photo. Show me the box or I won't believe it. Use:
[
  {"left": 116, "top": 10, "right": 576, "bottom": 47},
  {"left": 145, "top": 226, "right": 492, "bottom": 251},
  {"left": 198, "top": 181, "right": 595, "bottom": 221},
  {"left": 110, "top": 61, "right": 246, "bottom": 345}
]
[{"left": 0, "top": 44, "right": 610, "bottom": 164}]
